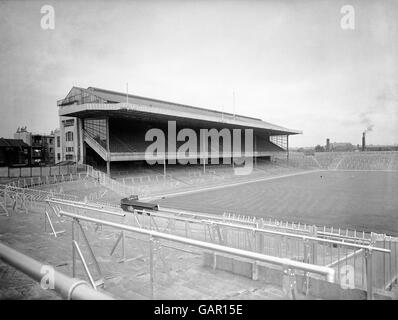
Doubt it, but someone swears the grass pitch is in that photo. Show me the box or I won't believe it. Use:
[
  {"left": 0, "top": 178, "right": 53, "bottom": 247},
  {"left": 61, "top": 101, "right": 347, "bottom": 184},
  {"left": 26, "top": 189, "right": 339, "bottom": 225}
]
[{"left": 156, "top": 170, "right": 398, "bottom": 236}]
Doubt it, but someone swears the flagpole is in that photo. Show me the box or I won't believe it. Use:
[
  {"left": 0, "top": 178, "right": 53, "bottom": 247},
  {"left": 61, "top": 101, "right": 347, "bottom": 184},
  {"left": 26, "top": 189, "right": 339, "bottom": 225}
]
[
  {"left": 233, "top": 90, "right": 236, "bottom": 120},
  {"left": 126, "top": 82, "right": 129, "bottom": 104}
]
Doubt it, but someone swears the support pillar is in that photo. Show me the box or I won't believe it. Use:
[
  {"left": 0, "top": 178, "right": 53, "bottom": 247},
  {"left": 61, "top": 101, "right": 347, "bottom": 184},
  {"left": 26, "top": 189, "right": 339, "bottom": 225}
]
[
  {"left": 106, "top": 161, "right": 111, "bottom": 175},
  {"left": 77, "top": 118, "right": 84, "bottom": 164},
  {"left": 163, "top": 153, "right": 166, "bottom": 179},
  {"left": 82, "top": 142, "right": 87, "bottom": 165}
]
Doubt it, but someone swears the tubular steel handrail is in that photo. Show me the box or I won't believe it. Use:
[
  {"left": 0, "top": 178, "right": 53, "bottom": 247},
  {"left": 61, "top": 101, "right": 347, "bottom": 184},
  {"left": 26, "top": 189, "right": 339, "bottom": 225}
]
[
  {"left": 49, "top": 198, "right": 125, "bottom": 217},
  {"left": 162, "top": 207, "right": 371, "bottom": 244},
  {"left": 49, "top": 198, "right": 395, "bottom": 300},
  {"left": 0, "top": 242, "right": 113, "bottom": 300},
  {"left": 48, "top": 199, "right": 389, "bottom": 253},
  {"left": 202, "top": 220, "right": 391, "bottom": 253},
  {"left": 58, "top": 210, "right": 335, "bottom": 282},
  {"left": 0, "top": 184, "right": 79, "bottom": 202}
]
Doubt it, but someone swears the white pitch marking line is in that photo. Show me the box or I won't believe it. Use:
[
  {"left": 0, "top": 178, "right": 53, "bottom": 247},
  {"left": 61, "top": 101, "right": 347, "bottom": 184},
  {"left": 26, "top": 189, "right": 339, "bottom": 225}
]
[{"left": 142, "top": 169, "right": 324, "bottom": 201}]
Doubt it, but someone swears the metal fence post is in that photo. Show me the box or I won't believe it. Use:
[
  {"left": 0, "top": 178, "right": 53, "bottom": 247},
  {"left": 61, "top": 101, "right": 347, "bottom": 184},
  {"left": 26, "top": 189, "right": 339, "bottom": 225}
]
[
  {"left": 311, "top": 225, "right": 318, "bottom": 265},
  {"left": 72, "top": 219, "right": 76, "bottom": 278},
  {"left": 256, "top": 219, "right": 264, "bottom": 253},
  {"left": 252, "top": 261, "right": 259, "bottom": 280},
  {"left": 213, "top": 252, "right": 217, "bottom": 270},
  {"left": 394, "top": 239, "right": 398, "bottom": 285},
  {"left": 149, "top": 235, "right": 154, "bottom": 299},
  {"left": 282, "top": 267, "right": 297, "bottom": 300},
  {"left": 303, "top": 239, "right": 309, "bottom": 263},
  {"left": 365, "top": 248, "right": 373, "bottom": 300}
]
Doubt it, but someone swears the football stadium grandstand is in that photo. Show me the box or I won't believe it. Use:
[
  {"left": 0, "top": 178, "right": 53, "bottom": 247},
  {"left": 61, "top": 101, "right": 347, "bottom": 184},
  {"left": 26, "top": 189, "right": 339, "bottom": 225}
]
[
  {"left": 1, "top": 87, "right": 398, "bottom": 300},
  {"left": 57, "top": 86, "right": 300, "bottom": 175}
]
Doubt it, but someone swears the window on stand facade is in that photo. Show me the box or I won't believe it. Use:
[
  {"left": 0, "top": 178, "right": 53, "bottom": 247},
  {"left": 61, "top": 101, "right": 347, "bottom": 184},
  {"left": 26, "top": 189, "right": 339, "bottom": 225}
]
[{"left": 65, "top": 131, "right": 74, "bottom": 142}]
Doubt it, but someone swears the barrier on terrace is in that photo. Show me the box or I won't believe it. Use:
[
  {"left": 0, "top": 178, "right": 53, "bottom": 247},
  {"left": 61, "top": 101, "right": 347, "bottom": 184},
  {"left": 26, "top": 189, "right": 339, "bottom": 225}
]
[
  {"left": 0, "top": 164, "right": 88, "bottom": 178},
  {"left": 3, "top": 172, "right": 88, "bottom": 189},
  {"left": 46, "top": 199, "right": 397, "bottom": 299},
  {"left": 221, "top": 213, "right": 398, "bottom": 296},
  {"left": 87, "top": 165, "right": 182, "bottom": 197},
  {"left": 86, "top": 165, "right": 134, "bottom": 196},
  {"left": 0, "top": 185, "right": 78, "bottom": 216},
  {"left": 58, "top": 209, "right": 335, "bottom": 299}
]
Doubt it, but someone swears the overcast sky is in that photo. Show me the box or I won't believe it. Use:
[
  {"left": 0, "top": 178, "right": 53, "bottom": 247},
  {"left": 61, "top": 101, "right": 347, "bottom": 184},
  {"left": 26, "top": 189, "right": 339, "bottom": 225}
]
[{"left": 0, "top": 0, "right": 397, "bottom": 147}]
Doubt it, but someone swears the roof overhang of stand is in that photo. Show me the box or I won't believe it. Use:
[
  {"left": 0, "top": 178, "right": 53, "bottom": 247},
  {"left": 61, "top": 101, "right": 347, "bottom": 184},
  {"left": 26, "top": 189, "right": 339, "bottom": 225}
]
[{"left": 59, "top": 102, "right": 302, "bottom": 136}]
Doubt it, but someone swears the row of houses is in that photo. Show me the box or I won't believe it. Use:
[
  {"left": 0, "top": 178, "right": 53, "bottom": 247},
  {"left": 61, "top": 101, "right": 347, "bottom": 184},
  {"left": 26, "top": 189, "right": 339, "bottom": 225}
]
[{"left": 0, "top": 116, "right": 78, "bottom": 167}]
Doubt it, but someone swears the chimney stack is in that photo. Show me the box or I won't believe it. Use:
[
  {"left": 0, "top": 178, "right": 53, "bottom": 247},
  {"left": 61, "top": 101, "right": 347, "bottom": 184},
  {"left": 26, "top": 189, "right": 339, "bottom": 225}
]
[
  {"left": 326, "top": 138, "right": 330, "bottom": 152},
  {"left": 362, "top": 132, "right": 366, "bottom": 151}
]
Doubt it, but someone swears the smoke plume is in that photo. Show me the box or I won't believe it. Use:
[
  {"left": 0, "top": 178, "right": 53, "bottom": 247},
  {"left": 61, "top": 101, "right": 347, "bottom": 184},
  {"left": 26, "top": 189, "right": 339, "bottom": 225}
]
[{"left": 360, "top": 113, "right": 374, "bottom": 134}]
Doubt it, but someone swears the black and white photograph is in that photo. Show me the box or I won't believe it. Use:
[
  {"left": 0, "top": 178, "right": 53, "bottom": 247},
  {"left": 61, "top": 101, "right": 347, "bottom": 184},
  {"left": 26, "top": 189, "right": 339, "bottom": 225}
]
[{"left": 0, "top": 0, "right": 397, "bottom": 307}]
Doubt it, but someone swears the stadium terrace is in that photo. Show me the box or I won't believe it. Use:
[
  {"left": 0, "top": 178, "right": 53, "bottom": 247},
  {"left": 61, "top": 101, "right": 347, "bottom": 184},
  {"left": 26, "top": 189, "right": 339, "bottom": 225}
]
[{"left": 144, "top": 121, "right": 255, "bottom": 165}]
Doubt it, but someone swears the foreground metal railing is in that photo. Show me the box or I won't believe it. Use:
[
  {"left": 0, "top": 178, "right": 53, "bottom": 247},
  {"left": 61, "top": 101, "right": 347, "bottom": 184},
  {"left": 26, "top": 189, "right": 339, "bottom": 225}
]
[
  {"left": 0, "top": 184, "right": 78, "bottom": 204},
  {"left": 4, "top": 173, "right": 87, "bottom": 189},
  {"left": 0, "top": 185, "right": 79, "bottom": 216},
  {"left": 0, "top": 242, "right": 113, "bottom": 300},
  {"left": 2, "top": 188, "right": 394, "bottom": 299},
  {"left": 47, "top": 198, "right": 396, "bottom": 299},
  {"left": 164, "top": 207, "right": 397, "bottom": 297},
  {"left": 58, "top": 210, "right": 335, "bottom": 298}
]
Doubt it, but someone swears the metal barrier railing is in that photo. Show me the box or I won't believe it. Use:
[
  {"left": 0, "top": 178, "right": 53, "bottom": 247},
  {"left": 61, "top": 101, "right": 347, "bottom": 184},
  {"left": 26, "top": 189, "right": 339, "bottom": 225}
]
[
  {"left": 48, "top": 198, "right": 398, "bottom": 299},
  {"left": 4, "top": 173, "right": 87, "bottom": 189},
  {"left": 0, "top": 242, "right": 113, "bottom": 300},
  {"left": 0, "top": 185, "right": 79, "bottom": 216},
  {"left": 86, "top": 165, "right": 135, "bottom": 196},
  {"left": 173, "top": 208, "right": 397, "bottom": 296},
  {"left": 3, "top": 186, "right": 395, "bottom": 300},
  {"left": 0, "top": 164, "right": 89, "bottom": 179},
  {"left": 58, "top": 210, "right": 335, "bottom": 299},
  {"left": 0, "top": 184, "right": 78, "bottom": 201},
  {"left": 49, "top": 198, "right": 124, "bottom": 217}
]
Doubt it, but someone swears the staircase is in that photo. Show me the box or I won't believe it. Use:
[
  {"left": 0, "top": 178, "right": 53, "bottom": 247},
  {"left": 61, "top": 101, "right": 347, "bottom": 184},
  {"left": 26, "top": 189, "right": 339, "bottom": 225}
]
[{"left": 83, "top": 130, "right": 109, "bottom": 161}]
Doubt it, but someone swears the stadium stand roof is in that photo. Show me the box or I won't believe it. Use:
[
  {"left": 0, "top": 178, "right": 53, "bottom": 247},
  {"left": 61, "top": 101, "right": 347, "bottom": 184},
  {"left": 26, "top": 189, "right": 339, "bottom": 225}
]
[{"left": 58, "top": 86, "right": 302, "bottom": 136}]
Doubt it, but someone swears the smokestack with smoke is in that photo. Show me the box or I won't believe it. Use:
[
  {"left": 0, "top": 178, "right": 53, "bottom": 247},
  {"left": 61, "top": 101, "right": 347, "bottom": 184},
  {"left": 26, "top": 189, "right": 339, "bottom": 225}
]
[
  {"left": 359, "top": 113, "right": 374, "bottom": 151},
  {"left": 362, "top": 132, "right": 366, "bottom": 151}
]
